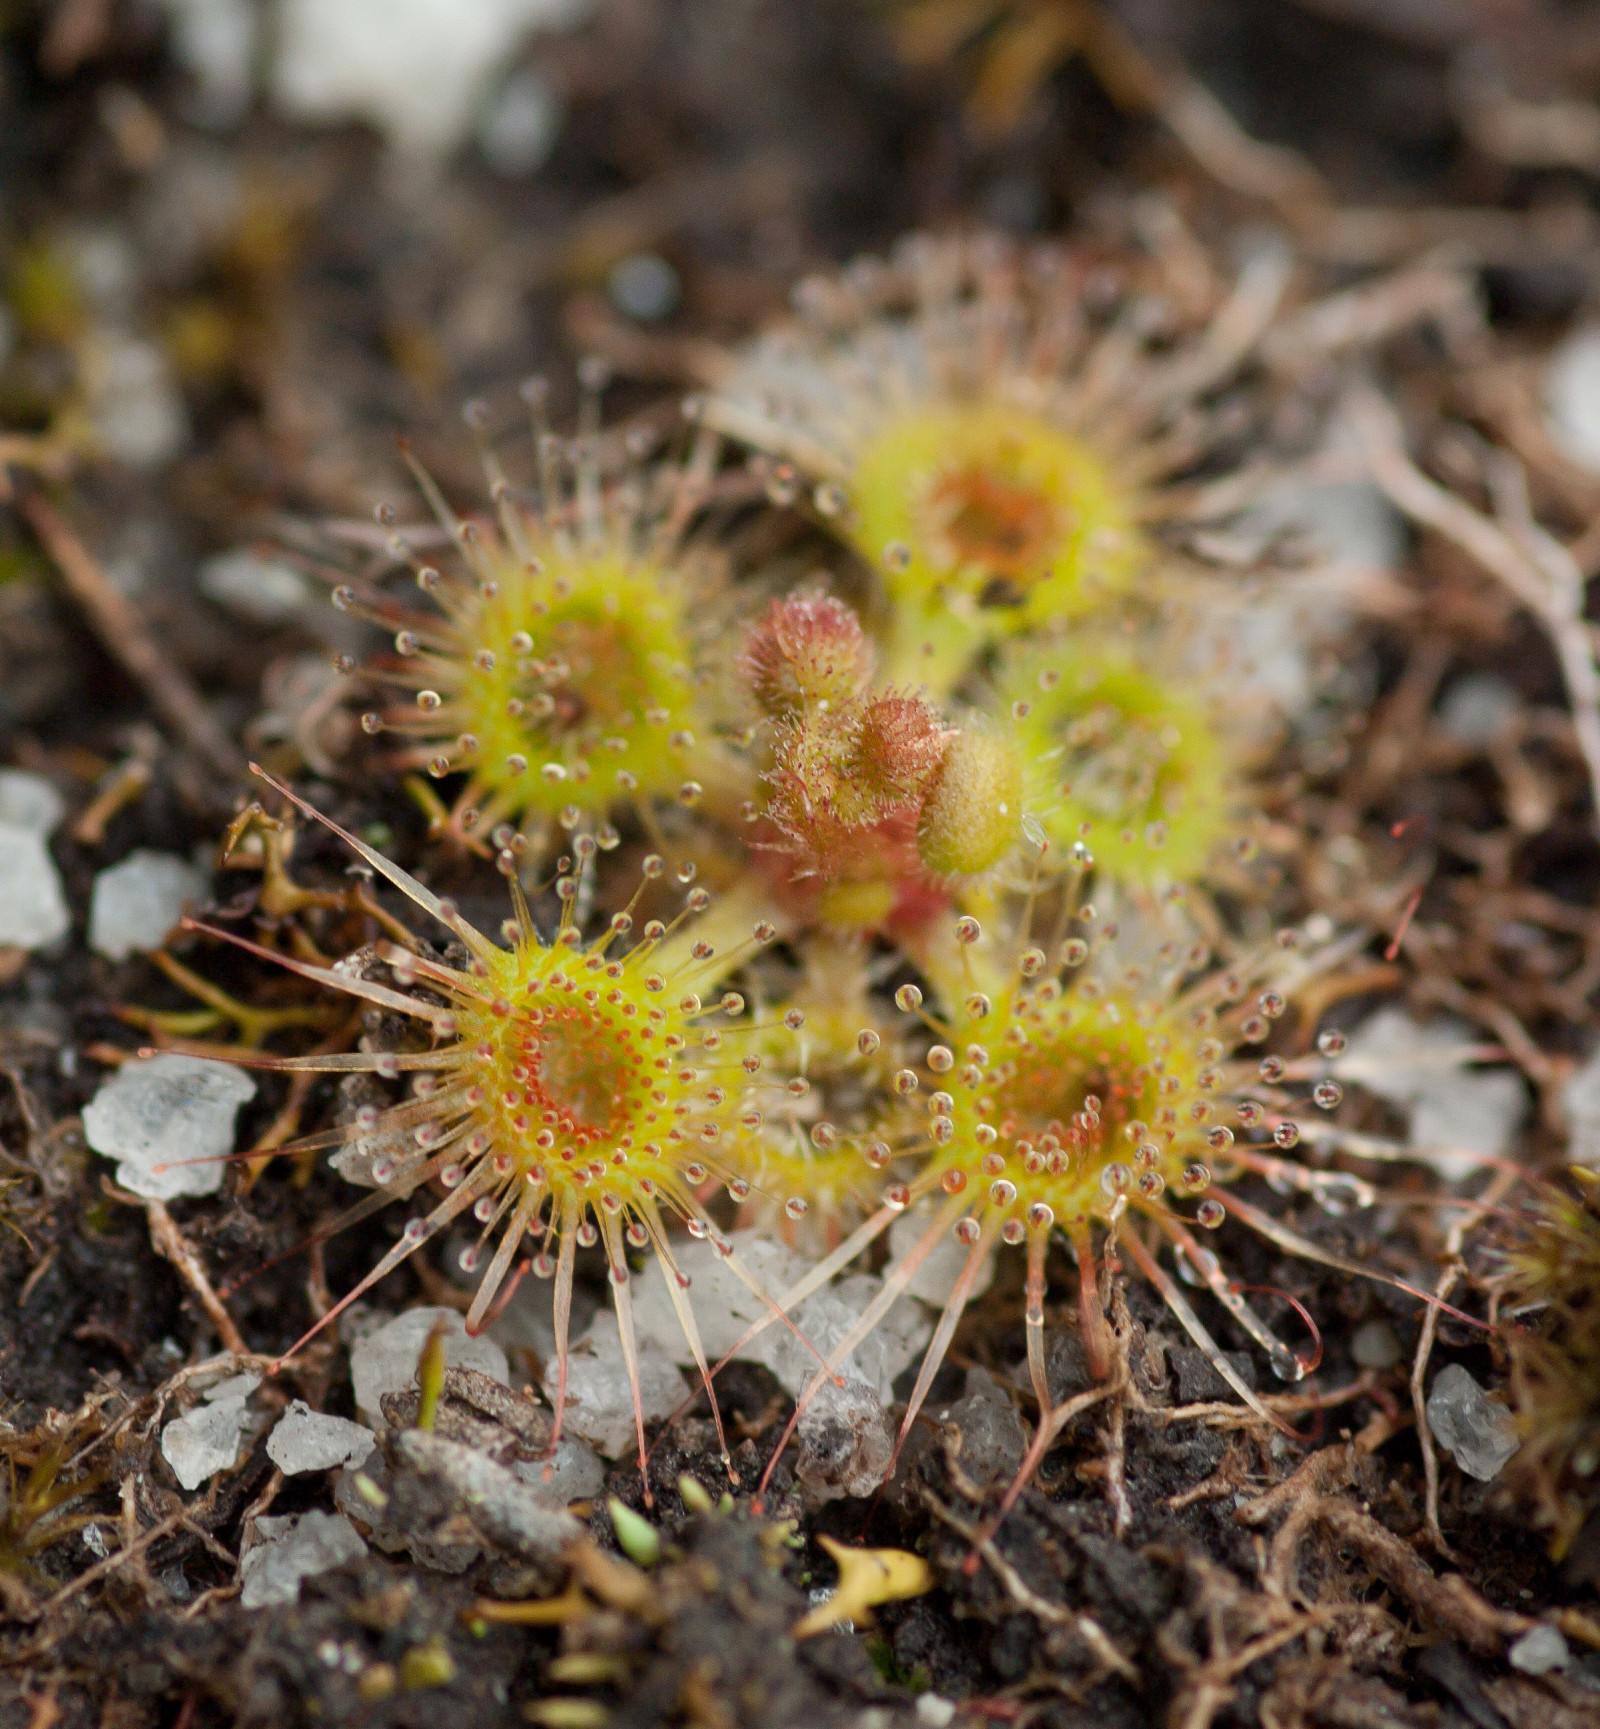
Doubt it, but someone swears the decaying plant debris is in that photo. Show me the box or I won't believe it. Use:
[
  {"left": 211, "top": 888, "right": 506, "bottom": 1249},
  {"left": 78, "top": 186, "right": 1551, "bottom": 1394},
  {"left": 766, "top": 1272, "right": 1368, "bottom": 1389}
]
[{"left": 5, "top": 3, "right": 1600, "bottom": 1727}]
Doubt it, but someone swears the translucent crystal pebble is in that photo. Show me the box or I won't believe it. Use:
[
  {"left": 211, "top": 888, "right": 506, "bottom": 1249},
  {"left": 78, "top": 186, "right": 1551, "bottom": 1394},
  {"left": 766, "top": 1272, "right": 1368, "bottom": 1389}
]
[
  {"left": 751, "top": 1274, "right": 930, "bottom": 1410},
  {"left": 1350, "top": 1321, "right": 1402, "bottom": 1371},
  {"left": 161, "top": 1378, "right": 259, "bottom": 1491},
  {"left": 478, "top": 66, "right": 563, "bottom": 177},
  {"left": 88, "top": 850, "right": 207, "bottom": 960},
  {"left": 511, "top": 1436, "right": 606, "bottom": 1507},
  {"left": 271, "top": 0, "right": 594, "bottom": 162},
  {"left": 1335, "top": 1009, "right": 1525, "bottom": 1180},
  {"left": 631, "top": 1230, "right": 808, "bottom": 1360},
  {"left": 1561, "top": 1044, "right": 1600, "bottom": 1169},
  {"left": 87, "top": 334, "right": 189, "bottom": 469},
  {"left": 487, "top": 1264, "right": 599, "bottom": 1362},
  {"left": 1544, "top": 323, "right": 1600, "bottom": 473},
  {"left": 0, "top": 770, "right": 64, "bottom": 835},
  {"left": 349, "top": 1306, "right": 508, "bottom": 1426},
  {"left": 0, "top": 771, "right": 69, "bottom": 951},
  {"left": 1425, "top": 1363, "right": 1519, "bottom": 1482},
  {"left": 541, "top": 1323, "right": 689, "bottom": 1458},
  {"left": 1436, "top": 672, "right": 1518, "bottom": 746},
  {"left": 266, "top": 1401, "right": 377, "bottom": 1475},
  {"left": 932, "top": 1368, "right": 1026, "bottom": 1487},
  {"left": 886, "top": 1200, "right": 996, "bottom": 1305},
  {"left": 198, "top": 549, "right": 313, "bottom": 623},
  {"left": 83, "top": 1054, "right": 256, "bottom": 1201},
  {"left": 795, "top": 1375, "right": 893, "bottom": 1503},
  {"left": 1508, "top": 1625, "right": 1571, "bottom": 1676},
  {"left": 239, "top": 1512, "right": 367, "bottom": 1609}
]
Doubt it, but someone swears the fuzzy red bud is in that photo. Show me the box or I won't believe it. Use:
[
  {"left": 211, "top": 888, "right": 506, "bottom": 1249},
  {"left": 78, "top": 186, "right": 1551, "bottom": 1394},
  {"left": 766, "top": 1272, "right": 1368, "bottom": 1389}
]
[{"left": 739, "top": 593, "right": 873, "bottom": 717}]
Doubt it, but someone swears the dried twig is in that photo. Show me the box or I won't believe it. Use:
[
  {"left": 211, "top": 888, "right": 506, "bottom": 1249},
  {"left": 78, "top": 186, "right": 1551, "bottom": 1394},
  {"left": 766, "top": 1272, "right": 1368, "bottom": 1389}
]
[
  {"left": 1349, "top": 388, "right": 1600, "bottom": 834},
  {"left": 1409, "top": 1166, "right": 1523, "bottom": 1555},
  {"left": 1234, "top": 1447, "right": 1532, "bottom": 1656},
  {"left": 920, "top": 1490, "right": 1138, "bottom": 1684},
  {"left": 17, "top": 490, "right": 245, "bottom": 783},
  {"left": 141, "top": 1196, "right": 248, "bottom": 1355},
  {"left": 39, "top": 1504, "right": 189, "bottom": 1614}
]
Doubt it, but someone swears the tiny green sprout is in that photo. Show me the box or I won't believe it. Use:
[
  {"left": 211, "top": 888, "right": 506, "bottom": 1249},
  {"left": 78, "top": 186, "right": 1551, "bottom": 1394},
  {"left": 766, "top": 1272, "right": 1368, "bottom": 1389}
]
[
  {"left": 608, "top": 1496, "right": 661, "bottom": 1567},
  {"left": 677, "top": 1474, "right": 715, "bottom": 1515},
  {"left": 717, "top": 1492, "right": 735, "bottom": 1515},
  {"left": 548, "top": 1656, "right": 630, "bottom": 1685},
  {"left": 399, "top": 1636, "right": 457, "bottom": 1691},
  {"left": 351, "top": 1472, "right": 389, "bottom": 1510},
  {"left": 527, "top": 1703, "right": 609, "bottom": 1729},
  {"left": 414, "top": 1317, "right": 450, "bottom": 1432}
]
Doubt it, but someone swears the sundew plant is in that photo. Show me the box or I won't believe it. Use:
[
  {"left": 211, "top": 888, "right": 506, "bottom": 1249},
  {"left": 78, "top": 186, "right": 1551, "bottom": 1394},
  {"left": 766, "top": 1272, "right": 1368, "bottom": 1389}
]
[{"left": 150, "top": 224, "right": 1481, "bottom": 1536}]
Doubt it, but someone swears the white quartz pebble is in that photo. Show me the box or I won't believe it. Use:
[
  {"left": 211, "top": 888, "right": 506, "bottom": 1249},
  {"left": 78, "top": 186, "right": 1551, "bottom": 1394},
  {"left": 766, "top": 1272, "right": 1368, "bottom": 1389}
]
[
  {"left": 83, "top": 1054, "right": 255, "bottom": 1200},
  {"left": 348, "top": 1306, "right": 508, "bottom": 1426},
  {"left": 266, "top": 1401, "right": 377, "bottom": 1475},
  {"left": 240, "top": 1512, "right": 366, "bottom": 1608},
  {"left": 89, "top": 850, "right": 205, "bottom": 959}
]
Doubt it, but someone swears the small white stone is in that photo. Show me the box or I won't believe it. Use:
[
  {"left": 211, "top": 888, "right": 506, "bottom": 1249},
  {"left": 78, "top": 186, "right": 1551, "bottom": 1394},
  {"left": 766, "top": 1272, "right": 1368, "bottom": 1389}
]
[
  {"left": 83, "top": 1054, "right": 256, "bottom": 1200},
  {"left": 85, "top": 333, "right": 189, "bottom": 469},
  {"left": 266, "top": 1401, "right": 377, "bottom": 1474},
  {"left": 795, "top": 1374, "right": 893, "bottom": 1502},
  {"left": 240, "top": 1511, "right": 366, "bottom": 1608},
  {"left": 198, "top": 548, "right": 313, "bottom": 622},
  {"left": 1545, "top": 325, "right": 1600, "bottom": 473},
  {"left": 608, "top": 254, "right": 680, "bottom": 323},
  {"left": 1562, "top": 1045, "right": 1600, "bottom": 1168},
  {"left": 1508, "top": 1624, "right": 1570, "bottom": 1675},
  {"left": 162, "top": 1394, "right": 252, "bottom": 1489},
  {"left": 0, "top": 770, "right": 64, "bottom": 835},
  {"left": 631, "top": 1230, "right": 809, "bottom": 1362},
  {"left": 1425, "top": 1363, "right": 1520, "bottom": 1482},
  {"left": 477, "top": 66, "right": 563, "bottom": 175},
  {"left": 1250, "top": 473, "right": 1405, "bottom": 574},
  {"left": 1437, "top": 673, "right": 1519, "bottom": 746},
  {"left": 511, "top": 1436, "right": 606, "bottom": 1506},
  {"left": 0, "top": 825, "right": 69, "bottom": 950},
  {"left": 916, "top": 1696, "right": 957, "bottom": 1728},
  {"left": 748, "top": 1274, "right": 931, "bottom": 1407},
  {"left": 348, "top": 1306, "right": 508, "bottom": 1426},
  {"left": 1335, "top": 1008, "right": 1525, "bottom": 1180},
  {"left": 1351, "top": 1321, "right": 1402, "bottom": 1371},
  {"left": 887, "top": 1201, "right": 996, "bottom": 1307},
  {"left": 634, "top": 1232, "right": 930, "bottom": 1409},
  {"left": 89, "top": 850, "right": 206, "bottom": 960},
  {"left": 488, "top": 1264, "right": 599, "bottom": 1361},
  {"left": 0, "top": 772, "right": 68, "bottom": 949},
  {"left": 202, "top": 1371, "right": 261, "bottom": 1403},
  {"left": 272, "top": 0, "right": 593, "bottom": 160},
  {"left": 542, "top": 1321, "right": 688, "bottom": 1459},
  {"left": 61, "top": 227, "right": 139, "bottom": 321},
  {"left": 159, "top": 0, "right": 260, "bottom": 130}
]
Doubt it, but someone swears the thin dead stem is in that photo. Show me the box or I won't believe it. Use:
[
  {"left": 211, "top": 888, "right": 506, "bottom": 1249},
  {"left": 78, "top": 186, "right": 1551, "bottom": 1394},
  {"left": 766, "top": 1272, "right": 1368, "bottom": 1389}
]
[
  {"left": 919, "top": 1489, "right": 1138, "bottom": 1685},
  {"left": 139, "top": 1195, "right": 248, "bottom": 1355},
  {"left": 1409, "top": 1166, "right": 1524, "bottom": 1556},
  {"left": 1350, "top": 387, "right": 1600, "bottom": 835},
  {"left": 17, "top": 490, "right": 245, "bottom": 783}
]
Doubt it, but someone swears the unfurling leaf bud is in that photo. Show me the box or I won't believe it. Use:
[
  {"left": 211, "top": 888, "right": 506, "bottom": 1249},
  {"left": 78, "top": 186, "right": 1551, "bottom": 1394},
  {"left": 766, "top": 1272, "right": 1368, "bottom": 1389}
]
[
  {"left": 853, "top": 693, "right": 949, "bottom": 800},
  {"left": 739, "top": 593, "right": 874, "bottom": 717},
  {"left": 916, "top": 725, "right": 1022, "bottom": 876}
]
